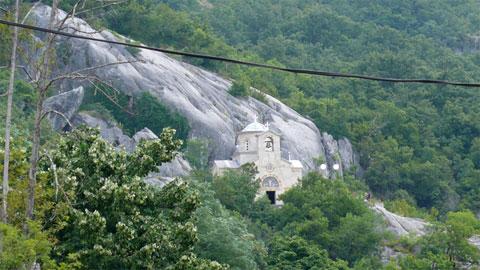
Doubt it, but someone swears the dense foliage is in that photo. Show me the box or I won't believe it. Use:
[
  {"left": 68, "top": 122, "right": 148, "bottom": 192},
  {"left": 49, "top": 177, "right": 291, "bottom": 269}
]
[
  {"left": 43, "top": 127, "right": 228, "bottom": 269},
  {"left": 211, "top": 163, "right": 259, "bottom": 216},
  {"left": 0, "top": 222, "right": 55, "bottom": 270},
  {"left": 81, "top": 86, "right": 190, "bottom": 140}
]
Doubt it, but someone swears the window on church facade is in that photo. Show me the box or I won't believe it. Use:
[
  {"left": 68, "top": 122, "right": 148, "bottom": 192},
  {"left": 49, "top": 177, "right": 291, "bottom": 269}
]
[
  {"left": 262, "top": 177, "right": 279, "bottom": 188},
  {"left": 265, "top": 136, "right": 274, "bottom": 152},
  {"left": 245, "top": 140, "right": 249, "bottom": 151}
]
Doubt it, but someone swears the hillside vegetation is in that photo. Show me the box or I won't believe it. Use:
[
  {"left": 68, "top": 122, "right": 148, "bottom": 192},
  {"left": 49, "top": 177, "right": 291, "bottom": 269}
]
[
  {"left": 101, "top": 0, "right": 480, "bottom": 213},
  {"left": 2, "top": 0, "right": 480, "bottom": 269}
]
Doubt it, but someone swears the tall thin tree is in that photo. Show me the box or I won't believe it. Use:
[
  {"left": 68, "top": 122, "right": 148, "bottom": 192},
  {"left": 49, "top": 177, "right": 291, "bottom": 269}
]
[
  {"left": 24, "top": 0, "right": 134, "bottom": 222},
  {"left": 26, "top": 0, "right": 59, "bottom": 221},
  {"left": 1, "top": 0, "right": 21, "bottom": 223}
]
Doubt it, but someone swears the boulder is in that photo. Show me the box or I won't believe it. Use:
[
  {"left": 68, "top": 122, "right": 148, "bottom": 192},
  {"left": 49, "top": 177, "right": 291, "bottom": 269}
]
[
  {"left": 43, "top": 86, "right": 84, "bottom": 131},
  {"left": 72, "top": 112, "right": 135, "bottom": 151},
  {"left": 372, "top": 202, "right": 428, "bottom": 237},
  {"left": 133, "top": 128, "right": 158, "bottom": 143}
]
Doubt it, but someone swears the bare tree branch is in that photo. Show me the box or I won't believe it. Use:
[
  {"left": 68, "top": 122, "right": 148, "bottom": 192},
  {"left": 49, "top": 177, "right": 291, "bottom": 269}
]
[
  {"left": 55, "top": 0, "right": 81, "bottom": 29},
  {"left": 36, "top": 72, "right": 134, "bottom": 116},
  {"left": 41, "top": 109, "right": 73, "bottom": 128},
  {"left": 61, "top": 25, "right": 101, "bottom": 35},
  {"left": 75, "top": 0, "right": 128, "bottom": 16},
  {"left": 24, "top": 0, "right": 135, "bottom": 224},
  {"left": 29, "top": 0, "right": 81, "bottom": 84},
  {"left": 26, "top": 0, "right": 59, "bottom": 224},
  {"left": 52, "top": 59, "right": 142, "bottom": 81},
  {"left": 39, "top": 151, "right": 71, "bottom": 205},
  {"left": 43, "top": 73, "right": 97, "bottom": 91},
  {"left": 0, "top": 65, "right": 34, "bottom": 81},
  {"left": 86, "top": 77, "right": 135, "bottom": 115},
  {"left": 20, "top": 1, "right": 41, "bottom": 24},
  {"left": 45, "top": 152, "right": 59, "bottom": 200}
]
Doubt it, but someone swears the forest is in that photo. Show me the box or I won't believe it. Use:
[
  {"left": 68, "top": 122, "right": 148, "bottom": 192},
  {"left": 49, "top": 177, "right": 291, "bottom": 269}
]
[{"left": 2, "top": 0, "right": 480, "bottom": 269}]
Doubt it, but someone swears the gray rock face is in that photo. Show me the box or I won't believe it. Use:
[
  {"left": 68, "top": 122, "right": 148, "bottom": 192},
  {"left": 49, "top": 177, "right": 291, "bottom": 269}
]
[
  {"left": 71, "top": 112, "right": 191, "bottom": 178},
  {"left": 380, "top": 246, "right": 404, "bottom": 265},
  {"left": 320, "top": 133, "right": 341, "bottom": 178},
  {"left": 338, "top": 138, "right": 358, "bottom": 174},
  {"left": 372, "top": 203, "right": 428, "bottom": 237},
  {"left": 133, "top": 128, "right": 158, "bottom": 143},
  {"left": 72, "top": 112, "right": 135, "bottom": 151},
  {"left": 29, "top": 5, "right": 361, "bottom": 175},
  {"left": 157, "top": 156, "right": 192, "bottom": 178},
  {"left": 469, "top": 235, "right": 480, "bottom": 250},
  {"left": 43, "top": 86, "right": 84, "bottom": 131}
]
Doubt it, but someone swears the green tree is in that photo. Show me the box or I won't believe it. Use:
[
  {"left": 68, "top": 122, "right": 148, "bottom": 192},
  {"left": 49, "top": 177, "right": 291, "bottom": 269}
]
[
  {"left": 266, "top": 235, "right": 349, "bottom": 270},
  {"left": 211, "top": 163, "right": 259, "bottom": 216},
  {"left": 0, "top": 222, "right": 56, "bottom": 270},
  {"left": 81, "top": 90, "right": 190, "bottom": 140},
  {"left": 328, "top": 213, "right": 383, "bottom": 263},
  {"left": 43, "top": 127, "right": 225, "bottom": 269},
  {"left": 193, "top": 180, "right": 267, "bottom": 270},
  {"left": 228, "top": 79, "right": 250, "bottom": 97},
  {"left": 419, "top": 211, "right": 480, "bottom": 267},
  {"left": 251, "top": 173, "right": 384, "bottom": 266},
  {"left": 184, "top": 138, "right": 211, "bottom": 170}
]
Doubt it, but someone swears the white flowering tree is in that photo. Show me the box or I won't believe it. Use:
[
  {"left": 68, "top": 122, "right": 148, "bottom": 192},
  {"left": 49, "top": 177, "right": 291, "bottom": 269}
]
[{"left": 43, "top": 126, "right": 226, "bottom": 269}]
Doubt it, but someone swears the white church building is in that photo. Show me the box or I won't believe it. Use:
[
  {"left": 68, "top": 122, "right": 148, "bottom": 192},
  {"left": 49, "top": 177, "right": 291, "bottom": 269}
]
[{"left": 212, "top": 118, "right": 303, "bottom": 205}]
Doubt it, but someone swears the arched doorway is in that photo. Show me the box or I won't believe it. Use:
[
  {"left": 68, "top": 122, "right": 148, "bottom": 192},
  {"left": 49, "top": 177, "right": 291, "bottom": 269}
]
[{"left": 262, "top": 177, "right": 279, "bottom": 204}]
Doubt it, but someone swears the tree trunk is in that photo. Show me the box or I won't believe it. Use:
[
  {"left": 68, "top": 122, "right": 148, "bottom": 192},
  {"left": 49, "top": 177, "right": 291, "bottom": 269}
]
[
  {"left": 26, "top": 93, "right": 44, "bottom": 220},
  {"left": 26, "top": 0, "right": 58, "bottom": 222},
  {"left": 1, "top": 0, "right": 21, "bottom": 223}
]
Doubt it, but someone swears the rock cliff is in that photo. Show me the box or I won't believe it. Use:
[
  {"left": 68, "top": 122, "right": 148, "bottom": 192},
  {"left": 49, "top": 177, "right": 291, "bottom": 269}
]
[
  {"left": 29, "top": 4, "right": 360, "bottom": 176},
  {"left": 372, "top": 202, "right": 428, "bottom": 237}
]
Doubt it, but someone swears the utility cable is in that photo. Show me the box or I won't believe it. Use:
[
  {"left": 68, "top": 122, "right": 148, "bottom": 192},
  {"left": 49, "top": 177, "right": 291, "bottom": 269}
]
[{"left": 1, "top": 18, "right": 480, "bottom": 87}]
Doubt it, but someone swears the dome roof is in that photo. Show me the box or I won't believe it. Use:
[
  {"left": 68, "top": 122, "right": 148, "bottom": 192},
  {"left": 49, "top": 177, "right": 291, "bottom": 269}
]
[{"left": 241, "top": 117, "right": 268, "bottom": 133}]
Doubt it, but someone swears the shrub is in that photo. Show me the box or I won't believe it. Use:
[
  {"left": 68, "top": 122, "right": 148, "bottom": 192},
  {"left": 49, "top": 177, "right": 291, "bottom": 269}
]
[{"left": 81, "top": 86, "right": 190, "bottom": 140}]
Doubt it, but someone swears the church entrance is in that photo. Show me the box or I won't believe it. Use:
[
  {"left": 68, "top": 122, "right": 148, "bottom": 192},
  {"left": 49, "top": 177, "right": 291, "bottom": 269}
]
[{"left": 266, "top": 191, "right": 276, "bottom": 204}]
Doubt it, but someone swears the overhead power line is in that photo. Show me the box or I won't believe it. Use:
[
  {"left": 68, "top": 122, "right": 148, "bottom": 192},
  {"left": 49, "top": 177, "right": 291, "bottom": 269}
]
[{"left": 1, "top": 18, "right": 480, "bottom": 87}]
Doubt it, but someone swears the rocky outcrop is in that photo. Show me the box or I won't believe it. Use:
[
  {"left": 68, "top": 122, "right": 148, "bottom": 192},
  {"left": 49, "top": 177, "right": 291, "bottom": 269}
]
[
  {"left": 71, "top": 111, "right": 191, "bottom": 178},
  {"left": 133, "top": 128, "right": 158, "bottom": 143},
  {"left": 72, "top": 112, "right": 135, "bottom": 151},
  {"left": 373, "top": 203, "right": 428, "bottom": 237},
  {"left": 380, "top": 247, "right": 404, "bottom": 265},
  {"left": 374, "top": 202, "right": 480, "bottom": 265},
  {"left": 469, "top": 236, "right": 480, "bottom": 250},
  {"left": 28, "top": 4, "right": 361, "bottom": 176},
  {"left": 338, "top": 138, "right": 361, "bottom": 176},
  {"left": 43, "top": 86, "right": 84, "bottom": 131},
  {"left": 157, "top": 157, "right": 192, "bottom": 178},
  {"left": 145, "top": 157, "right": 192, "bottom": 188}
]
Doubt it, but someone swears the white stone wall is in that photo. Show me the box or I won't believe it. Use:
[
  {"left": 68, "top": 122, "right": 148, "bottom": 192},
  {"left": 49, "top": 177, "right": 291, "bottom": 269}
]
[
  {"left": 256, "top": 159, "right": 302, "bottom": 201},
  {"left": 239, "top": 130, "right": 302, "bottom": 203},
  {"left": 233, "top": 132, "right": 260, "bottom": 164},
  {"left": 214, "top": 127, "right": 303, "bottom": 205}
]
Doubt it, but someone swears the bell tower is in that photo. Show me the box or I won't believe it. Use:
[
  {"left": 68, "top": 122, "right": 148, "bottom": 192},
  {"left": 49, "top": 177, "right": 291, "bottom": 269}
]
[{"left": 213, "top": 116, "right": 303, "bottom": 205}]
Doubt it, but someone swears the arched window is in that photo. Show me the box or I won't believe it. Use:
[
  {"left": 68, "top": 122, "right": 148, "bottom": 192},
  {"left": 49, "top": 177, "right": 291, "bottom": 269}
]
[
  {"left": 262, "top": 177, "right": 279, "bottom": 188},
  {"left": 265, "top": 136, "right": 274, "bottom": 152}
]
